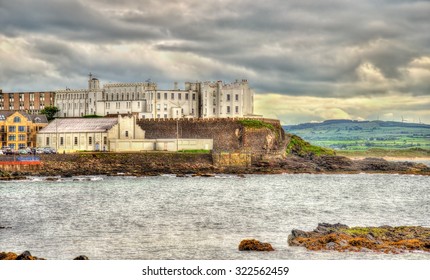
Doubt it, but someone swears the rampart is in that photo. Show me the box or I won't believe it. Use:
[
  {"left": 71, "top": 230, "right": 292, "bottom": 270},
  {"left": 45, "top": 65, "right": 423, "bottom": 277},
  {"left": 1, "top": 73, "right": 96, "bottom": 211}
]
[{"left": 136, "top": 118, "right": 288, "bottom": 156}]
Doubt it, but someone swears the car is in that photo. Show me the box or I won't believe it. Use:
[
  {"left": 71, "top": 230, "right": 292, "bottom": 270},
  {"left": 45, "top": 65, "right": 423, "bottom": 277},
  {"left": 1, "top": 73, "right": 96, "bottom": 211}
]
[
  {"left": 0, "top": 150, "right": 3, "bottom": 155},
  {"left": 2, "top": 147, "right": 14, "bottom": 155},
  {"left": 18, "top": 149, "right": 29, "bottom": 154}
]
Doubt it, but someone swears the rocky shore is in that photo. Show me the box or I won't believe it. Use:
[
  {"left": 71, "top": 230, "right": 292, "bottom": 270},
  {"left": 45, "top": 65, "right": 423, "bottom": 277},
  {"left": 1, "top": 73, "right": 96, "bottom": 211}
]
[
  {"left": 288, "top": 223, "right": 430, "bottom": 253},
  {"left": 0, "top": 251, "right": 88, "bottom": 260},
  {"left": 1, "top": 152, "right": 429, "bottom": 180}
]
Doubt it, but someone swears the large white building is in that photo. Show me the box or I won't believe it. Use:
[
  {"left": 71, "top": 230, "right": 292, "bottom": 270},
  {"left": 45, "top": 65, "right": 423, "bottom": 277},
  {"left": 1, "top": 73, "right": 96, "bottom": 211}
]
[{"left": 55, "top": 75, "right": 255, "bottom": 119}]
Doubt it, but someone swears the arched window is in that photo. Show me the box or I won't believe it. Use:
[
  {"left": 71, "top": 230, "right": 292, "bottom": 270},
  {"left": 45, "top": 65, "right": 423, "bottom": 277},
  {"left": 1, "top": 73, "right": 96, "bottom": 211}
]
[{"left": 13, "top": 116, "right": 21, "bottom": 123}]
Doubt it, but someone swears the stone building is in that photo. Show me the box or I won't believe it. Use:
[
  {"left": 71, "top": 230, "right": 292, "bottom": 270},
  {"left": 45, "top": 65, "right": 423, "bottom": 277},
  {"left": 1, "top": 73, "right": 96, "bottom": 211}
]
[
  {"left": 0, "top": 90, "right": 55, "bottom": 114},
  {"left": 0, "top": 111, "right": 48, "bottom": 149},
  {"left": 53, "top": 75, "right": 255, "bottom": 119}
]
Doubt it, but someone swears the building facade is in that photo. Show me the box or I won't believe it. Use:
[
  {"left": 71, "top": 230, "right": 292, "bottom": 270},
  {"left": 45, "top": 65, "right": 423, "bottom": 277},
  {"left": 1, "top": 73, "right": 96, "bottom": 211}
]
[
  {"left": 54, "top": 75, "right": 255, "bottom": 119},
  {"left": 1, "top": 75, "right": 256, "bottom": 119},
  {"left": 0, "top": 91, "right": 55, "bottom": 114},
  {"left": 0, "top": 111, "right": 48, "bottom": 149}
]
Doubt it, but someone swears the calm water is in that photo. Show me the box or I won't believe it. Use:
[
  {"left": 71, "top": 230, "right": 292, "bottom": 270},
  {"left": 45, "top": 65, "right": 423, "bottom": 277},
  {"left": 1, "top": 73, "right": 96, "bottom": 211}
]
[{"left": 0, "top": 173, "right": 429, "bottom": 260}]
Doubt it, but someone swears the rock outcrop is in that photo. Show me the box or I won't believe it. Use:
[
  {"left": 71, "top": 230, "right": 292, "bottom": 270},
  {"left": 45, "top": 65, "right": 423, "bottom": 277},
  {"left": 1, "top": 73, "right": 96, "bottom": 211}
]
[
  {"left": 238, "top": 239, "right": 274, "bottom": 251},
  {"left": 0, "top": 251, "right": 88, "bottom": 260},
  {"left": 288, "top": 223, "right": 430, "bottom": 253}
]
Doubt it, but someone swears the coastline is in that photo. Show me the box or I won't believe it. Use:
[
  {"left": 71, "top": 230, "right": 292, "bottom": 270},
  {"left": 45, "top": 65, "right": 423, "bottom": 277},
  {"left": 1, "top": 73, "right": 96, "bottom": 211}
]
[{"left": 1, "top": 152, "right": 429, "bottom": 180}]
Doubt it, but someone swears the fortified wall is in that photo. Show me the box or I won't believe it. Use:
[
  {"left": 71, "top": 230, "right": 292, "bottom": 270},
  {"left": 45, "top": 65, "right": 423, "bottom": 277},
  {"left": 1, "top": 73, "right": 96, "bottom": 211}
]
[{"left": 136, "top": 118, "right": 288, "bottom": 156}]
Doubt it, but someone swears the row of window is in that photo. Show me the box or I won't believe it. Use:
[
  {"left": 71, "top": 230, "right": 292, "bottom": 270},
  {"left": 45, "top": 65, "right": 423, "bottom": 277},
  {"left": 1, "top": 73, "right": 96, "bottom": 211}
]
[
  {"left": 46, "top": 136, "right": 108, "bottom": 146},
  {"left": 1, "top": 125, "right": 29, "bottom": 132},
  {"left": 6, "top": 134, "right": 27, "bottom": 141}
]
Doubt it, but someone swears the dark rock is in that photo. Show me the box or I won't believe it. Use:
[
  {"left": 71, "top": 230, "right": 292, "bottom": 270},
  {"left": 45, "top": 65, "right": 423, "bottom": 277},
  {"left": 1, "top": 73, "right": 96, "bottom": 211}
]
[
  {"left": 0, "top": 252, "right": 18, "bottom": 260},
  {"left": 74, "top": 255, "right": 89, "bottom": 260},
  {"left": 238, "top": 239, "right": 274, "bottom": 251},
  {"left": 16, "top": 251, "right": 34, "bottom": 260},
  {"left": 45, "top": 177, "right": 59, "bottom": 181},
  {"left": 316, "top": 223, "right": 349, "bottom": 233}
]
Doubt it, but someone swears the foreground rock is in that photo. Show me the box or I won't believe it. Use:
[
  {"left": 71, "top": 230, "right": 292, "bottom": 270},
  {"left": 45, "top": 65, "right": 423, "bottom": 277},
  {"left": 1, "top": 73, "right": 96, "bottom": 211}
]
[
  {"left": 288, "top": 223, "right": 430, "bottom": 253},
  {"left": 239, "top": 239, "right": 274, "bottom": 251},
  {"left": 0, "top": 251, "right": 88, "bottom": 260}
]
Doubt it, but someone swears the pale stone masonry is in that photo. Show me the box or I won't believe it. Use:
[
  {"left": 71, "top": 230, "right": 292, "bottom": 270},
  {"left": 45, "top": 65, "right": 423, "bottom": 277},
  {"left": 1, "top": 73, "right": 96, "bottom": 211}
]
[{"left": 53, "top": 74, "right": 256, "bottom": 119}]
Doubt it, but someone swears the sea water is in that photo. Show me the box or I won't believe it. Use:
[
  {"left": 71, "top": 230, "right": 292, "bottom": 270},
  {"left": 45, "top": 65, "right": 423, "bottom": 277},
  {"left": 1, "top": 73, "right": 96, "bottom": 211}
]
[{"left": 0, "top": 173, "right": 429, "bottom": 260}]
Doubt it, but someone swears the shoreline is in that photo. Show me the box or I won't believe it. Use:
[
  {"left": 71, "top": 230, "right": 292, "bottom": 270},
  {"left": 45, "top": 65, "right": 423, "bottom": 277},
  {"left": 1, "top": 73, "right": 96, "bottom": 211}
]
[{"left": 1, "top": 153, "right": 429, "bottom": 180}]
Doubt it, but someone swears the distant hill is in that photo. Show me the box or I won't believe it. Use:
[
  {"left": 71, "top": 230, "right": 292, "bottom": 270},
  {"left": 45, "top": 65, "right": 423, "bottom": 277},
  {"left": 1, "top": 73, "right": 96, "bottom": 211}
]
[{"left": 283, "top": 119, "right": 430, "bottom": 150}]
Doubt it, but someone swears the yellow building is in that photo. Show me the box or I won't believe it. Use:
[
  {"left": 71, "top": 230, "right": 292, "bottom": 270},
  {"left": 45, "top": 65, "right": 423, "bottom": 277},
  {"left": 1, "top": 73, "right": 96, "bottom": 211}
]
[{"left": 0, "top": 111, "right": 48, "bottom": 150}]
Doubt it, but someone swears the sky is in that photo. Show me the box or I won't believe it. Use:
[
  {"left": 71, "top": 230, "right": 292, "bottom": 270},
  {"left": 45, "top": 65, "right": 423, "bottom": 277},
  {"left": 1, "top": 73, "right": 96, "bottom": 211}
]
[{"left": 0, "top": 0, "right": 429, "bottom": 124}]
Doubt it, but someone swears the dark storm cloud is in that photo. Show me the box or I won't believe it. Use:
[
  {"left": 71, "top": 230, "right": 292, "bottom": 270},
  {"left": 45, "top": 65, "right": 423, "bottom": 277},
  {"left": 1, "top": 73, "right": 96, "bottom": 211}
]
[{"left": 1, "top": 0, "right": 430, "bottom": 99}]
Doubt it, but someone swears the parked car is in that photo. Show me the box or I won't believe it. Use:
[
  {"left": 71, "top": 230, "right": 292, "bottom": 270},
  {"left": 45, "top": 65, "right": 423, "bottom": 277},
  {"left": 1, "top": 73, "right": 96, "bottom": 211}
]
[
  {"left": 0, "top": 150, "right": 3, "bottom": 155},
  {"left": 2, "top": 147, "right": 14, "bottom": 155},
  {"left": 18, "top": 148, "right": 29, "bottom": 154}
]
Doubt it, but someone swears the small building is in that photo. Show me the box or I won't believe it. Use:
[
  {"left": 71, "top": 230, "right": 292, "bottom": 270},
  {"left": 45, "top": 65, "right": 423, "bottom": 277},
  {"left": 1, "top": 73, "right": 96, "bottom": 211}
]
[
  {"left": 37, "top": 115, "right": 213, "bottom": 152},
  {"left": 37, "top": 117, "right": 119, "bottom": 152},
  {"left": 0, "top": 111, "right": 48, "bottom": 149}
]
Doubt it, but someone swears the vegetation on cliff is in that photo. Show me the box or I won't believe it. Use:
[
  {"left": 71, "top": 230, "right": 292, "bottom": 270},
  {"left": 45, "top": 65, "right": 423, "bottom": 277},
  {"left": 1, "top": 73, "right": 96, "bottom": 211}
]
[
  {"left": 286, "top": 134, "right": 335, "bottom": 157},
  {"left": 238, "top": 119, "right": 275, "bottom": 131}
]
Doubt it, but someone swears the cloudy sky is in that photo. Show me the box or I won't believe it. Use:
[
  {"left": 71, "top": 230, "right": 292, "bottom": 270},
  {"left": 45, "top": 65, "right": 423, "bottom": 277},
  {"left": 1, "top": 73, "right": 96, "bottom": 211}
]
[{"left": 1, "top": 0, "right": 429, "bottom": 124}]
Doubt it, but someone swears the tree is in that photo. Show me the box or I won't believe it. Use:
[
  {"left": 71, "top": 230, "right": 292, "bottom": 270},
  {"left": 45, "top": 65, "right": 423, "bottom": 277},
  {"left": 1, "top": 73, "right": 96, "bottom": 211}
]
[{"left": 40, "top": 106, "right": 60, "bottom": 121}]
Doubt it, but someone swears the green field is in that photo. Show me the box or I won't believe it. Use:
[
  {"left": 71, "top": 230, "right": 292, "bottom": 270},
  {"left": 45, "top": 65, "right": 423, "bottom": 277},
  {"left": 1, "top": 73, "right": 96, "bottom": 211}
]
[{"left": 284, "top": 120, "right": 430, "bottom": 152}]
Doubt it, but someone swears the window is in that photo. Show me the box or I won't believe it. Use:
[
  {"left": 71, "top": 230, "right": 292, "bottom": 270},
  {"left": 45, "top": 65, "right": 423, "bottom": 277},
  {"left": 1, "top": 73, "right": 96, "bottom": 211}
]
[
  {"left": 157, "top": 92, "right": 161, "bottom": 99},
  {"left": 164, "top": 104, "right": 167, "bottom": 111},
  {"left": 103, "top": 136, "right": 107, "bottom": 145},
  {"left": 192, "top": 94, "right": 196, "bottom": 100},
  {"left": 192, "top": 108, "right": 195, "bottom": 115},
  {"left": 9, "top": 135, "right": 16, "bottom": 141},
  {"left": 125, "top": 131, "right": 129, "bottom": 137},
  {"left": 164, "top": 92, "right": 167, "bottom": 99},
  {"left": 89, "top": 137, "right": 92, "bottom": 145},
  {"left": 156, "top": 104, "right": 161, "bottom": 111},
  {"left": 185, "top": 93, "right": 189, "bottom": 100},
  {"left": 178, "top": 93, "right": 182, "bottom": 100},
  {"left": 164, "top": 114, "right": 167, "bottom": 118},
  {"left": 9, "top": 126, "right": 16, "bottom": 132},
  {"left": 19, "top": 143, "right": 26, "bottom": 149},
  {"left": 171, "top": 93, "right": 174, "bottom": 100},
  {"left": 227, "top": 106, "right": 231, "bottom": 113},
  {"left": 235, "top": 94, "right": 239, "bottom": 101},
  {"left": 46, "top": 137, "right": 50, "bottom": 145},
  {"left": 60, "top": 137, "right": 64, "bottom": 146},
  {"left": 74, "top": 137, "right": 78, "bottom": 145},
  {"left": 14, "top": 116, "right": 21, "bottom": 123},
  {"left": 18, "top": 134, "right": 26, "bottom": 141},
  {"left": 227, "top": 94, "right": 230, "bottom": 101},
  {"left": 235, "top": 106, "right": 239, "bottom": 113}
]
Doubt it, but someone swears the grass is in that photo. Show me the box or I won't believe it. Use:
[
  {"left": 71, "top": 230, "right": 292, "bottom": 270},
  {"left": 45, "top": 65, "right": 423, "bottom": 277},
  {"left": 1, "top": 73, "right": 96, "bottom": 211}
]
[
  {"left": 238, "top": 119, "right": 275, "bottom": 131},
  {"left": 340, "top": 227, "right": 388, "bottom": 237},
  {"left": 82, "top": 115, "right": 104, "bottom": 118},
  {"left": 286, "top": 134, "right": 336, "bottom": 157},
  {"left": 337, "top": 147, "right": 430, "bottom": 158},
  {"left": 177, "top": 149, "right": 211, "bottom": 154}
]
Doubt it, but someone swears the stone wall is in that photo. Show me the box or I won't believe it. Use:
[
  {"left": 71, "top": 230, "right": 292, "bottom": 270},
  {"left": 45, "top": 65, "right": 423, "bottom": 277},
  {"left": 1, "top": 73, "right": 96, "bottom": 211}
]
[{"left": 137, "top": 118, "right": 287, "bottom": 155}]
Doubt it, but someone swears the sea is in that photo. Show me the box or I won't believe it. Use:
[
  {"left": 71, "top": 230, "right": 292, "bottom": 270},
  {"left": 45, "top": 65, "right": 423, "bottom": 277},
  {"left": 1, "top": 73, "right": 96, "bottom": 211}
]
[{"left": 1, "top": 170, "right": 429, "bottom": 260}]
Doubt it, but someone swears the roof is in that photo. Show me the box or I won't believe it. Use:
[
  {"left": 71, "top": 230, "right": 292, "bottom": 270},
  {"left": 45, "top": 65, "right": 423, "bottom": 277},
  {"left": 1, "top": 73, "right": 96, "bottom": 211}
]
[
  {"left": 39, "top": 118, "right": 118, "bottom": 133},
  {"left": 0, "top": 111, "right": 48, "bottom": 123}
]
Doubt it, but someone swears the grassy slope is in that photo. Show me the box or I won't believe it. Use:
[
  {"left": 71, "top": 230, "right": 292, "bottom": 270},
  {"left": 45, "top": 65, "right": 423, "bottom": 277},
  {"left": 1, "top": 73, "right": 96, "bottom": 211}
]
[{"left": 286, "top": 134, "right": 335, "bottom": 157}]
